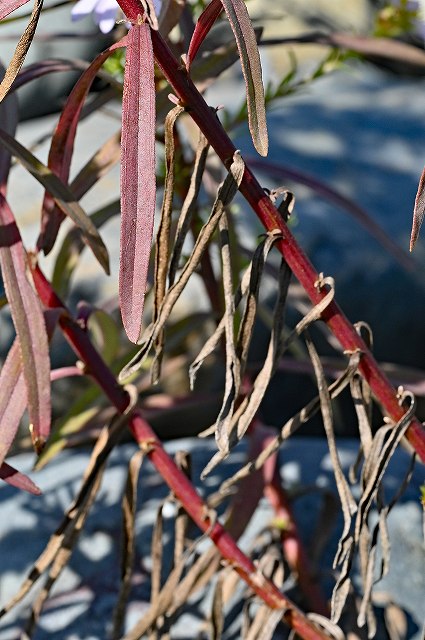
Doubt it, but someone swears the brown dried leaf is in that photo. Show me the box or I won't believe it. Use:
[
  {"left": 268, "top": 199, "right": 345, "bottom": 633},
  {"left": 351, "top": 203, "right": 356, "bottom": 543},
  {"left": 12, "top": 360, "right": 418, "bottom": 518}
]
[
  {"left": 0, "top": 0, "right": 44, "bottom": 103},
  {"left": 0, "top": 419, "right": 124, "bottom": 621},
  {"left": 168, "top": 132, "right": 209, "bottom": 286},
  {"left": 112, "top": 449, "right": 145, "bottom": 640},
  {"left": 152, "top": 105, "right": 184, "bottom": 382}
]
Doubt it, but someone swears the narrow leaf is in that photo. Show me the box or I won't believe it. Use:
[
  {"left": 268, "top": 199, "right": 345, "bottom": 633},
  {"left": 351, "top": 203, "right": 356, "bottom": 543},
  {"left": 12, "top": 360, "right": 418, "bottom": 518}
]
[
  {"left": 220, "top": 0, "right": 268, "bottom": 156},
  {"left": 410, "top": 165, "right": 425, "bottom": 251},
  {"left": 0, "top": 127, "right": 110, "bottom": 273},
  {"left": 0, "top": 339, "right": 27, "bottom": 465},
  {"left": 0, "top": 194, "right": 51, "bottom": 453},
  {"left": 120, "top": 22, "right": 156, "bottom": 343},
  {"left": 0, "top": 0, "right": 44, "bottom": 102},
  {"left": 187, "top": 0, "right": 224, "bottom": 70},
  {"left": 38, "top": 38, "right": 127, "bottom": 254},
  {"left": 0, "top": 462, "right": 41, "bottom": 495},
  {"left": 0, "top": 0, "right": 30, "bottom": 19}
]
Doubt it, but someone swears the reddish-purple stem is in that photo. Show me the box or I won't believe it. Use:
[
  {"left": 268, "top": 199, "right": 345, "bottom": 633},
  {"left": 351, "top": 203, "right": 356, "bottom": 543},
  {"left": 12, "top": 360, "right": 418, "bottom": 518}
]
[
  {"left": 113, "top": 1, "right": 425, "bottom": 461},
  {"left": 31, "top": 264, "right": 329, "bottom": 640}
]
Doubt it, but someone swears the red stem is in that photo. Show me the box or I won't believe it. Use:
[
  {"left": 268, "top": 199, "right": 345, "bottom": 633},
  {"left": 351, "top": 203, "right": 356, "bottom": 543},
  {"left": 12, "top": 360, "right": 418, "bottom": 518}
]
[
  {"left": 114, "top": 2, "right": 425, "bottom": 461},
  {"left": 31, "top": 264, "right": 329, "bottom": 640}
]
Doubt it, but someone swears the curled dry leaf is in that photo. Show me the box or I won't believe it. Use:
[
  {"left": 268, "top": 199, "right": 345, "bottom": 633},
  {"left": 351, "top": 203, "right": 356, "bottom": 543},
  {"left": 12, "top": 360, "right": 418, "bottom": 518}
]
[
  {"left": 120, "top": 22, "right": 156, "bottom": 343},
  {"left": 0, "top": 194, "right": 51, "bottom": 453}
]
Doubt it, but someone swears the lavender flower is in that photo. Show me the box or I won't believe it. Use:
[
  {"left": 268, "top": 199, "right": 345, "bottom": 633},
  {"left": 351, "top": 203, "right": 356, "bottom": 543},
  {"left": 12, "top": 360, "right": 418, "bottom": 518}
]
[{"left": 71, "top": 0, "right": 162, "bottom": 34}]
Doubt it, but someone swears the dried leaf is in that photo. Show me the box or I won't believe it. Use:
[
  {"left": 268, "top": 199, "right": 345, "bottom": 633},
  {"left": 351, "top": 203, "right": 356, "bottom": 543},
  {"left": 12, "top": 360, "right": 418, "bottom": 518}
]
[
  {"left": 168, "top": 132, "right": 209, "bottom": 286},
  {"left": 0, "top": 461, "right": 41, "bottom": 495},
  {"left": 0, "top": 0, "right": 44, "bottom": 102},
  {"left": 152, "top": 105, "right": 184, "bottom": 381},
  {"left": 120, "top": 22, "right": 156, "bottom": 343},
  {"left": 0, "top": 415, "right": 128, "bottom": 626},
  {"left": 187, "top": 0, "right": 224, "bottom": 69},
  {"left": 305, "top": 332, "right": 357, "bottom": 568},
  {"left": 410, "top": 165, "right": 425, "bottom": 251},
  {"left": 38, "top": 38, "right": 127, "bottom": 255},
  {"left": 213, "top": 211, "right": 240, "bottom": 457},
  {"left": 219, "top": 351, "right": 361, "bottom": 496},
  {"left": 112, "top": 450, "right": 145, "bottom": 640},
  {"left": 0, "top": 195, "right": 51, "bottom": 453},
  {"left": 234, "top": 248, "right": 291, "bottom": 441},
  {"left": 211, "top": 574, "right": 225, "bottom": 640},
  {"left": 0, "top": 128, "right": 110, "bottom": 273},
  {"left": 220, "top": 0, "right": 268, "bottom": 156}
]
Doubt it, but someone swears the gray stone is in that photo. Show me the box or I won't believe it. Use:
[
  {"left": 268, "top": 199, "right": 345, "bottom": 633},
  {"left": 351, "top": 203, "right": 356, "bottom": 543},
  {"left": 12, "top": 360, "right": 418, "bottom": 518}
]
[{"left": 0, "top": 438, "right": 423, "bottom": 638}]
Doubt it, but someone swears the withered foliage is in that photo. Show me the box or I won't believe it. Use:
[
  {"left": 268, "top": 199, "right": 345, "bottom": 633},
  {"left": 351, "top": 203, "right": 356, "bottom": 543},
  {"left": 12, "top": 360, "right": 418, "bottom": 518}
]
[{"left": 0, "top": 1, "right": 422, "bottom": 638}]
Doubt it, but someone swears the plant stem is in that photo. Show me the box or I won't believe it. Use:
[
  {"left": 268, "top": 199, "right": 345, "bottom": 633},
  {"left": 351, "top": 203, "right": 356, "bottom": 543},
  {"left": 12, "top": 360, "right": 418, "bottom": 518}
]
[
  {"left": 31, "top": 264, "right": 331, "bottom": 640},
  {"left": 114, "top": 2, "right": 425, "bottom": 461}
]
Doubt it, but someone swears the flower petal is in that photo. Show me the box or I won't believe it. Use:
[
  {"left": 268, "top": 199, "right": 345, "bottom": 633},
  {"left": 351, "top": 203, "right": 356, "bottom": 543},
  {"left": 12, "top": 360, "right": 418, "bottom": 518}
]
[
  {"left": 94, "top": 0, "right": 118, "bottom": 33},
  {"left": 71, "top": 0, "right": 99, "bottom": 21}
]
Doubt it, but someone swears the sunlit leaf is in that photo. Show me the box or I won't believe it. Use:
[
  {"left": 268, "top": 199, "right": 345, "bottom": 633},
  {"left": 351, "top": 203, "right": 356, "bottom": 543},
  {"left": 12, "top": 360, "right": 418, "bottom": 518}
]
[
  {"left": 0, "top": 194, "right": 51, "bottom": 453},
  {"left": 120, "top": 22, "right": 156, "bottom": 343},
  {"left": 0, "top": 461, "right": 41, "bottom": 495},
  {"left": 0, "top": 339, "right": 26, "bottom": 466},
  {"left": 187, "top": 0, "right": 223, "bottom": 69}
]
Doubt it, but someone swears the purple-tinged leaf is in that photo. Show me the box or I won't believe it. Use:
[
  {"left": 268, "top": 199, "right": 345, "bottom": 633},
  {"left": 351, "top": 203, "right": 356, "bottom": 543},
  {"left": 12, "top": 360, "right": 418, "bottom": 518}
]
[
  {"left": 187, "top": 0, "right": 223, "bottom": 70},
  {"left": 0, "top": 309, "right": 60, "bottom": 466},
  {"left": 0, "top": 0, "right": 44, "bottom": 102},
  {"left": 220, "top": 0, "right": 268, "bottom": 156},
  {"left": 120, "top": 22, "right": 156, "bottom": 343},
  {"left": 0, "top": 194, "right": 51, "bottom": 454},
  {"left": 0, "top": 127, "right": 110, "bottom": 273},
  {"left": 0, "top": 339, "right": 26, "bottom": 466},
  {"left": 0, "top": 462, "right": 41, "bottom": 495},
  {"left": 12, "top": 58, "right": 91, "bottom": 93},
  {"left": 410, "top": 165, "right": 425, "bottom": 251},
  {"left": 38, "top": 37, "right": 127, "bottom": 255},
  {"left": 0, "top": 0, "right": 30, "bottom": 20}
]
